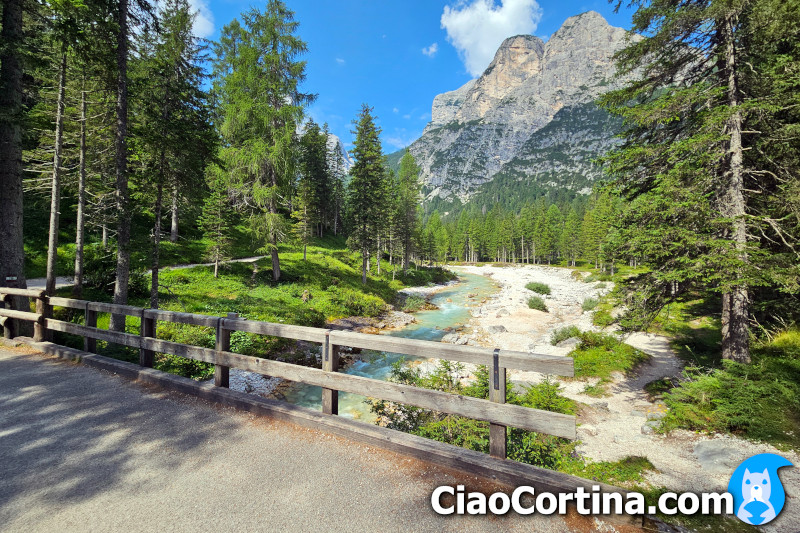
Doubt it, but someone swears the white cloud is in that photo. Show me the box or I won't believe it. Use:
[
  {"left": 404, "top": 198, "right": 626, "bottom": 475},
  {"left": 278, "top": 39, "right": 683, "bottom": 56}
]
[
  {"left": 422, "top": 42, "right": 439, "bottom": 57},
  {"left": 336, "top": 58, "right": 346, "bottom": 65},
  {"left": 392, "top": 107, "right": 399, "bottom": 113},
  {"left": 403, "top": 114, "right": 411, "bottom": 119},
  {"left": 187, "top": 0, "right": 214, "bottom": 38},
  {"left": 384, "top": 129, "right": 420, "bottom": 150},
  {"left": 441, "top": 0, "right": 542, "bottom": 76}
]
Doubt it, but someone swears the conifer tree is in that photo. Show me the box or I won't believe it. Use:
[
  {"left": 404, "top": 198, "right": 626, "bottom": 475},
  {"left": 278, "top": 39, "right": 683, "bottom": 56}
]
[
  {"left": 199, "top": 167, "right": 233, "bottom": 278},
  {"left": 212, "top": 1, "right": 314, "bottom": 282},
  {"left": 346, "top": 105, "right": 386, "bottom": 284},
  {"left": 394, "top": 150, "right": 422, "bottom": 272}
]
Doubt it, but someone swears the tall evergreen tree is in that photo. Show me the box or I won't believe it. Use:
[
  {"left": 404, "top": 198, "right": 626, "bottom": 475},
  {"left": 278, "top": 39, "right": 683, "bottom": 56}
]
[
  {"left": 394, "top": 150, "right": 422, "bottom": 272},
  {"left": 346, "top": 105, "right": 386, "bottom": 284},
  {"left": 212, "top": 1, "right": 314, "bottom": 281}
]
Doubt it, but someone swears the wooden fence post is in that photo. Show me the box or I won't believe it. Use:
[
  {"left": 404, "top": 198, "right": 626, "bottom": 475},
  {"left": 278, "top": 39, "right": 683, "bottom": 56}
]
[
  {"left": 33, "top": 294, "right": 50, "bottom": 342},
  {"left": 215, "top": 312, "right": 237, "bottom": 387},
  {"left": 489, "top": 348, "right": 507, "bottom": 459},
  {"left": 84, "top": 302, "right": 97, "bottom": 353},
  {"left": 139, "top": 310, "right": 155, "bottom": 367},
  {"left": 2, "top": 295, "right": 13, "bottom": 339},
  {"left": 322, "top": 331, "right": 339, "bottom": 415}
]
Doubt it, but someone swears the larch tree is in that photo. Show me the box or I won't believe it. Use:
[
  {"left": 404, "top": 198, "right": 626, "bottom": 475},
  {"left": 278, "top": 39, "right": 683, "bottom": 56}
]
[
  {"left": 395, "top": 150, "right": 422, "bottom": 273},
  {"left": 212, "top": 2, "right": 314, "bottom": 282}
]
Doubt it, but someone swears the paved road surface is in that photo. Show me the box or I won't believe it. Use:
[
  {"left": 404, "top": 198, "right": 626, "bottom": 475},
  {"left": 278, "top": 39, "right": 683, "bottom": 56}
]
[{"left": 0, "top": 348, "right": 584, "bottom": 533}]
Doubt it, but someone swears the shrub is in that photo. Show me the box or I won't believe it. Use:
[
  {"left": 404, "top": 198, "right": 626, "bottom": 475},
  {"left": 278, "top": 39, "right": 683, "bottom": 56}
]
[
  {"left": 525, "top": 281, "right": 551, "bottom": 295},
  {"left": 527, "top": 296, "right": 548, "bottom": 312},
  {"left": 550, "top": 325, "right": 581, "bottom": 346},
  {"left": 400, "top": 294, "right": 426, "bottom": 313},
  {"left": 582, "top": 297, "right": 599, "bottom": 311}
]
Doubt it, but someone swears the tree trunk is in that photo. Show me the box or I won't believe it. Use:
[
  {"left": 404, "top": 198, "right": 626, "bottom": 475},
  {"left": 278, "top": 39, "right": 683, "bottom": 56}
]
[
  {"left": 111, "top": 0, "right": 131, "bottom": 332},
  {"left": 720, "top": 14, "right": 750, "bottom": 364},
  {"left": 45, "top": 53, "right": 67, "bottom": 295},
  {"left": 361, "top": 251, "right": 367, "bottom": 285},
  {"left": 169, "top": 183, "right": 179, "bottom": 242},
  {"left": 376, "top": 235, "right": 381, "bottom": 275},
  {"left": 303, "top": 243, "right": 307, "bottom": 261},
  {"left": 150, "top": 175, "right": 164, "bottom": 309},
  {"left": 214, "top": 257, "right": 219, "bottom": 278},
  {"left": 73, "top": 85, "right": 87, "bottom": 299},
  {"left": 0, "top": 0, "right": 29, "bottom": 336},
  {"left": 102, "top": 224, "right": 108, "bottom": 248}
]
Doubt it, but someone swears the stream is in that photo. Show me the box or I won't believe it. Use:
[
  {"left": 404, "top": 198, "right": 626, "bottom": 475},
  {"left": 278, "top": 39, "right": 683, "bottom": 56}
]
[{"left": 281, "top": 271, "right": 498, "bottom": 421}]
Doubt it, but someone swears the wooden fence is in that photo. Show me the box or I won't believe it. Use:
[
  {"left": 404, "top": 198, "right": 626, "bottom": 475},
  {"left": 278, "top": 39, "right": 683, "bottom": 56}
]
[{"left": 1, "top": 288, "right": 576, "bottom": 459}]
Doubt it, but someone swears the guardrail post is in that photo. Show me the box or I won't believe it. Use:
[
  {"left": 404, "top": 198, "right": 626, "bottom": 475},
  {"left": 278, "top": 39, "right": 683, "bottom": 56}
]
[
  {"left": 489, "top": 348, "right": 507, "bottom": 459},
  {"left": 84, "top": 302, "right": 97, "bottom": 353},
  {"left": 322, "top": 331, "right": 339, "bottom": 415},
  {"left": 33, "top": 294, "right": 50, "bottom": 342},
  {"left": 1, "top": 295, "right": 14, "bottom": 339},
  {"left": 215, "top": 312, "right": 237, "bottom": 387},
  {"left": 140, "top": 310, "right": 155, "bottom": 367}
]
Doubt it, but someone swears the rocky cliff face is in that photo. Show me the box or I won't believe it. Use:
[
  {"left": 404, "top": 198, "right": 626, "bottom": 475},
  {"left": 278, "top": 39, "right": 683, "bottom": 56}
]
[{"left": 403, "top": 11, "right": 631, "bottom": 203}]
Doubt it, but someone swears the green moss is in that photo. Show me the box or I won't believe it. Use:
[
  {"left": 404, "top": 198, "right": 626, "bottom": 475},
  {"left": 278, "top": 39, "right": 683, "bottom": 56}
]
[{"left": 568, "top": 332, "right": 651, "bottom": 382}]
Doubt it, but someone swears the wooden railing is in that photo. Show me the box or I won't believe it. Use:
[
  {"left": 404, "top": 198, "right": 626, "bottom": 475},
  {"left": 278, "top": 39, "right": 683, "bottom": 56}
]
[{"left": 0, "top": 289, "right": 576, "bottom": 459}]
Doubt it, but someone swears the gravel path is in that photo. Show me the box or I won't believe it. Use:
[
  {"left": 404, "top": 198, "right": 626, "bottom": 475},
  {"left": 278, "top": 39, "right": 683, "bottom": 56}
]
[{"left": 0, "top": 346, "right": 592, "bottom": 533}]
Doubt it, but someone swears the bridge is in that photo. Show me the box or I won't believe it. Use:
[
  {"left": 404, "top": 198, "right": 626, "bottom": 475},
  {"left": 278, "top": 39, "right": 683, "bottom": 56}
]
[{"left": 0, "top": 288, "right": 649, "bottom": 531}]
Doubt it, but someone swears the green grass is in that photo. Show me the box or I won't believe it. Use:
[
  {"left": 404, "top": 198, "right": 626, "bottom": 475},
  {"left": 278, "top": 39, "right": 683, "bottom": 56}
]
[
  {"left": 525, "top": 281, "right": 551, "bottom": 295},
  {"left": 582, "top": 297, "right": 599, "bottom": 311},
  {"left": 568, "top": 332, "right": 651, "bottom": 383},
  {"left": 527, "top": 296, "right": 548, "bottom": 312},
  {"left": 550, "top": 325, "right": 581, "bottom": 346},
  {"left": 581, "top": 383, "right": 609, "bottom": 397},
  {"left": 400, "top": 294, "right": 427, "bottom": 313}
]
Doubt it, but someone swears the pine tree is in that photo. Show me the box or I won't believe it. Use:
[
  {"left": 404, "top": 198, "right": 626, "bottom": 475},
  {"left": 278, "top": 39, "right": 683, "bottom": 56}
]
[
  {"left": 346, "top": 105, "right": 386, "bottom": 284},
  {"left": 600, "top": 0, "right": 800, "bottom": 362},
  {"left": 135, "top": 0, "right": 215, "bottom": 307},
  {"left": 212, "top": 1, "right": 314, "bottom": 282},
  {"left": 561, "top": 207, "right": 581, "bottom": 267},
  {"left": 199, "top": 167, "right": 233, "bottom": 278}
]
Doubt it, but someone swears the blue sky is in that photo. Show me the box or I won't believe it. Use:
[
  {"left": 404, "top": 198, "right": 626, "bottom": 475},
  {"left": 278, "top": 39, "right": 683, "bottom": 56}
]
[{"left": 190, "top": 0, "right": 635, "bottom": 153}]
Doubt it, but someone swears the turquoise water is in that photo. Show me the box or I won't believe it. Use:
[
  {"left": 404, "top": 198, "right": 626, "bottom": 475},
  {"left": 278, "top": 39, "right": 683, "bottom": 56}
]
[{"left": 281, "top": 271, "right": 497, "bottom": 421}]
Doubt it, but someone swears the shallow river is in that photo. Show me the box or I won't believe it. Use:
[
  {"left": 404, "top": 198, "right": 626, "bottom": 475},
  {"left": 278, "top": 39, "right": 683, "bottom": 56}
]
[{"left": 282, "top": 271, "right": 497, "bottom": 421}]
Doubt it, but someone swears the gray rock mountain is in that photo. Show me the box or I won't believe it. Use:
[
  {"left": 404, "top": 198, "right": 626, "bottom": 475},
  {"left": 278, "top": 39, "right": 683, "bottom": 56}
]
[{"left": 399, "top": 11, "right": 632, "bottom": 204}]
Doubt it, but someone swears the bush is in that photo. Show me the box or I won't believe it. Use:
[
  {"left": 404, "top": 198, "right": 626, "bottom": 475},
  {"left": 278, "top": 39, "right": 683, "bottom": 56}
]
[
  {"left": 525, "top": 281, "right": 551, "bottom": 295},
  {"left": 582, "top": 297, "right": 599, "bottom": 311},
  {"left": 527, "top": 296, "right": 548, "bottom": 312},
  {"left": 550, "top": 325, "right": 581, "bottom": 346},
  {"left": 400, "top": 294, "right": 426, "bottom": 313}
]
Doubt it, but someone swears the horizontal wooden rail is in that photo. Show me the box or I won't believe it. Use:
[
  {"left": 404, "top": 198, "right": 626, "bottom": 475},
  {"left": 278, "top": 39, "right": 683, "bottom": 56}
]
[
  {"left": 0, "top": 287, "right": 46, "bottom": 298},
  {"left": 144, "top": 309, "right": 220, "bottom": 328},
  {"left": 329, "top": 330, "right": 574, "bottom": 377},
  {"left": 222, "top": 317, "right": 328, "bottom": 344},
  {"left": 48, "top": 296, "right": 90, "bottom": 310},
  {"left": 0, "top": 308, "right": 43, "bottom": 323},
  {"left": 44, "top": 318, "right": 575, "bottom": 439}
]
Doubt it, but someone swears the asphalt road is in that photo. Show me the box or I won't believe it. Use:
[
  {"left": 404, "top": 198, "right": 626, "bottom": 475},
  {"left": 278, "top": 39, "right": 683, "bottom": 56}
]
[{"left": 0, "top": 348, "right": 581, "bottom": 533}]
